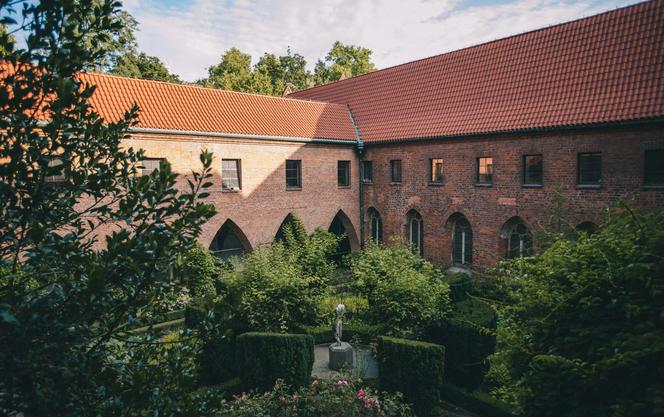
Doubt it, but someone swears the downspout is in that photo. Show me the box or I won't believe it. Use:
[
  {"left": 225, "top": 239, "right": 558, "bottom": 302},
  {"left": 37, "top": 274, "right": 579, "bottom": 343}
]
[{"left": 347, "top": 106, "right": 365, "bottom": 248}]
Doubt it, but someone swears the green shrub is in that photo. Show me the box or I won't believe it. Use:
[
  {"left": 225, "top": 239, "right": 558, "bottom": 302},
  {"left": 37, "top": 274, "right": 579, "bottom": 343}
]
[
  {"left": 199, "top": 332, "right": 237, "bottom": 386},
  {"left": 424, "top": 298, "right": 497, "bottom": 390},
  {"left": 440, "top": 272, "right": 473, "bottom": 302},
  {"left": 440, "top": 383, "right": 516, "bottom": 417},
  {"left": 351, "top": 240, "right": 452, "bottom": 337},
  {"left": 492, "top": 207, "right": 664, "bottom": 416},
  {"left": 177, "top": 244, "right": 220, "bottom": 299},
  {"left": 236, "top": 332, "right": 314, "bottom": 391},
  {"left": 218, "top": 379, "right": 413, "bottom": 417},
  {"left": 378, "top": 336, "right": 445, "bottom": 416}
]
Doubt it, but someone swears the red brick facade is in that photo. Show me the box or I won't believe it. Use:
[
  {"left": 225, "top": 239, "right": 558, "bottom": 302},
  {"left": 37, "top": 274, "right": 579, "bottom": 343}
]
[{"left": 361, "top": 124, "right": 664, "bottom": 266}]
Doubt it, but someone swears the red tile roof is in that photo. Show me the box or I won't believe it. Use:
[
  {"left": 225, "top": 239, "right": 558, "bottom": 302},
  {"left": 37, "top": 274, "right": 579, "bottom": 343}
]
[
  {"left": 76, "top": 72, "right": 357, "bottom": 141},
  {"left": 290, "top": 0, "right": 664, "bottom": 143}
]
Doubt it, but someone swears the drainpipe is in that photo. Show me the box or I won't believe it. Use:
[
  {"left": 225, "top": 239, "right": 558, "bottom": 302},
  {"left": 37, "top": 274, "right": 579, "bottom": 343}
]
[{"left": 347, "top": 106, "right": 365, "bottom": 248}]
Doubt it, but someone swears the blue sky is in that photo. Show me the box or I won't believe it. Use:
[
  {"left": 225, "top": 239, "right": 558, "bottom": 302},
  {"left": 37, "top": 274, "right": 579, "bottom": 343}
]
[{"left": 120, "top": 0, "right": 638, "bottom": 81}]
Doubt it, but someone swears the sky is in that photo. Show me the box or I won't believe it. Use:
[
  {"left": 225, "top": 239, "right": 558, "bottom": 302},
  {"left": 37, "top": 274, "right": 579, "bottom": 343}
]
[{"left": 121, "top": 0, "right": 639, "bottom": 82}]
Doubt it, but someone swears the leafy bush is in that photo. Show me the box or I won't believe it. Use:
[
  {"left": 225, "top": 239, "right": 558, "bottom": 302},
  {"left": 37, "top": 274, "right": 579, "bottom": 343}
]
[
  {"left": 377, "top": 336, "right": 445, "bottom": 416},
  {"left": 296, "top": 322, "right": 388, "bottom": 345},
  {"left": 424, "top": 298, "right": 497, "bottom": 390},
  {"left": 491, "top": 207, "right": 664, "bottom": 416},
  {"left": 440, "top": 273, "right": 473, "bottom": 302},
  {"left": 351, "top": 240, "right": 451, "bottom": 337},
  {"left": 319, "top": 293, "right": 369, "bottom": 322},
  {"left": 177, "top": 243, "right": 220, "bottom": 299},
  {"left": 440, "top": 383, "right": 515, "bottom": 417},
  {"left": 219, "top": 217, "right": 340, "bottom": 332},
  {"left": 236, "top": 332, "right": 314, "bottom": 391},
  {"left": 218, "top": 379, "right": 413, "bottom": 417}
]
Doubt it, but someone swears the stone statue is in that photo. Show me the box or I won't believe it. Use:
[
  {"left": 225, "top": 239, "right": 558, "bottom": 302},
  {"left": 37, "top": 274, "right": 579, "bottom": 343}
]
[{"left": 334, "top": 303, "right": 345, "bottom": 346}]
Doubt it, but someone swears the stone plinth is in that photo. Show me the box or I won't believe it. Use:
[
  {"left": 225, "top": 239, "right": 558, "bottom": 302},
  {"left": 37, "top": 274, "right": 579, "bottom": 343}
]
[{"left": 328, "top": 342, "right": 354, "bottom": 371}]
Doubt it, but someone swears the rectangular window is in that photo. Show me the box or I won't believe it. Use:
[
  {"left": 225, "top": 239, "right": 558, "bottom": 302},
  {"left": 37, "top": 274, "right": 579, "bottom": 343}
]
[
  {"left": 45, "top": 157, "right": 67, "bottom": 184},
  {"left": 522, "top": 154, "right": 543, "bottom": 186},
  {"left": 644, "top": 149, "right": 664, "bottom": 186},
  {"left": 338, "top": 160, "right": 350, "bottom": 187},
  {"left": 138, "top": 158, "right": 164, "bottom": 176},
  {"left": 430, "top": 158, "right": 444, "bottom": 183},
  {"left": 476, "top": 157, "right": 493, "bottom": 185},
  {"left": 286, "top": 159, "right": 301, "bottom": 189},
  {"left": 361, "top": 160, "right": 373, "bottom": 183},
  {"left": 221, "top": 159, "right": 241, "bottom": 191},
  {"left": 390, "top": 160, "right": 402, "bottom": 183},
  {"left": 577, "top": 152, "right": 601, "bottom": 185}
]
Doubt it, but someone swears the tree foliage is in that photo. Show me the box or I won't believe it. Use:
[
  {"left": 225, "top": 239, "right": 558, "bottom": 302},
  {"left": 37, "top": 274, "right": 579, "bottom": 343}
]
[
  {"left": 313, "top": 41, "right": 376, "bottom": 86},
  {"left": 489, "top": 206, "right": 664, "bottom": 417},
  {"left": 110, "top": 51, "right": 181, "bottom": 83},
  {"left": 0, "top": 1, "right": 216, "bottom": 415}
]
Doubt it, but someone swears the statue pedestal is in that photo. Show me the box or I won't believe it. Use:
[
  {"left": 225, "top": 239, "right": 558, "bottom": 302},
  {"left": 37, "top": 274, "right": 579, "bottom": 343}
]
[{"left": 329, "top": 342, "right": 354, "bottom": 371}]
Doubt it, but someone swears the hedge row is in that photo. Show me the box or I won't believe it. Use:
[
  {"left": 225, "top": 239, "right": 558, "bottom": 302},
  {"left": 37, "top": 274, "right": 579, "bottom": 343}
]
[
  {"left": 295, "top": 322, "right": 387, "bottom": 344},
  {"left": 378, "top": 336, "right": 445, "bottom": 416},
  {"left": 424, "top": 298, "right": 497, "bottom": 390},
  {"left": 236, "top": 332, "right": 314, "bottom": 392},
  {"left": 440, "top": 273, "right": 474, "bottom": 302},
  {"left": 440, "top": 383, "right": 515, "bottom": 417}
]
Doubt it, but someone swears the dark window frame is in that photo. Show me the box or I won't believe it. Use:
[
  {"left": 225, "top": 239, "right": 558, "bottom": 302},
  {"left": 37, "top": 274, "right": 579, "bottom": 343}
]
[
  {"left": 221, "top": 158, "right": 242, "bottom": 191},
  {"left": 390, "top": 159, "right": 402, "bottom": 183},
  {"left": 644, "top": 149, "right": 664, "bottom": 187},
  {"left": 361, "top": 160, "right": 373, "bottom": 183},
  {"left": 409, "top": 213, "right": 424, "bottom": 256},
  {"left": 522, "top": 154, "right": 543, "bottom": 186},
  {"left": 429, "top": 158, "right": 444, "bottom": 184},
  {"left": 337, "top": 160, "right": 351, "bottom": 187},
  {"left": 476, "top": 157, "right": 494, "bottom": 185},
  {"left": 45, "top": 156, "right": 68, "bottom": 185},
  {"left": 577, "top": 152, "right": 602, "bottom": 186},
  {"left": 285, "top": 159, "right": 302, "bottom": 189},
  {"left": 369, "top": 211, "right": 383, "bottom": 242}
]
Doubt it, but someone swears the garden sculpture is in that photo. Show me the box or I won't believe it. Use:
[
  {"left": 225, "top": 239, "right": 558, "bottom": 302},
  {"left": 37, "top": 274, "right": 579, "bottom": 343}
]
[{"left": 334, "top": 303, "right": 345, "bottom": 346}]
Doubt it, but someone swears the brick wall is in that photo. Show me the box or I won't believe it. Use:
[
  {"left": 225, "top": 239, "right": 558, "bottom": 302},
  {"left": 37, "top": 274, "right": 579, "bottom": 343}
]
[
  {"left": 361, "top": 124, "right": 664, "bottom": 267},
  {"left": 124, "top": 133, "right": 361, "bottom": 252}
]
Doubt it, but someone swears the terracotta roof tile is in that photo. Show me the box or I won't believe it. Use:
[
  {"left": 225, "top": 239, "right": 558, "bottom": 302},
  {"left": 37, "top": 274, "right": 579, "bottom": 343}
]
[
  {"left": 290, "top": 0, "right": 664, "bottom": 143},
  {"left": 76, "top": 72, "right": 357, "bottom": 141}
]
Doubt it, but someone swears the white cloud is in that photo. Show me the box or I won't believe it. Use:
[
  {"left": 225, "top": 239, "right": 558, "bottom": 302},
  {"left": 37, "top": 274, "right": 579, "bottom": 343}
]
[{"left": 125, "top": 0, "right": 637, "bottom": 82}]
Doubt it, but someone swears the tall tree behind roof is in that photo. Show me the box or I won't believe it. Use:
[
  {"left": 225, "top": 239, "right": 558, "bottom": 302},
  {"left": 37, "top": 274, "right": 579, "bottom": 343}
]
[{"left": 313, "top": 41, "right": 376, "bottom": 86}]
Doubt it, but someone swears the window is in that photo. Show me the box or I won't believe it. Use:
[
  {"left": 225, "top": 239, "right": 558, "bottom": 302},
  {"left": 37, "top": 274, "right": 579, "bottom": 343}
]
[
  {"left": 286, "top": 159, "right": 301, "bottom": 188},
  {"left": 390, "top": 160, "right": 402, "bottom": 183},
  {"left": 476, "top": 157, "right": 493, "bottom": 185},
  {"left": 452, "top": 217, "right": 472, "bottom": 266},
  {"left": 522, "top": 154, "right": 543, "bottom": 186},
  {"left": 507, "top": 223, "right": 532, "bottom": 259},
  {"left": 430, "top": 158, "right": 444, "bottom": 184},
  {"left": 210, "top": 221, "right": 247, "bottom": 260},
  {"left": 138, "top": 158, "right": 164, "bottom": 176},
  {"left": 577, "top": 152, "right": 601, "bottom": 185},
  {"left": 644, "top": 149, "right": 664, "bottom": 186},
  {"left": 338, "top": 160, "right": 350, "bottom": 187},
  {"left": 45, "top": 157, "right": 67, "bottom": 184},
  {"left": 361, "top": 160, "right": 373, "bottom": 183},
  {"left": 408, "top": 211, "right": 423, "bottom": 256},
  {"left": 369, "top": 209, "right": 383, "bottom": 242},
  {"left": 221, "top": 159, "right": 241, "bottom": 191}
]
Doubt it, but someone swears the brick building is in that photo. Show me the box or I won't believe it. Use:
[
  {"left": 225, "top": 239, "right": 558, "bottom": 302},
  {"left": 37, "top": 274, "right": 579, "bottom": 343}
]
[{"left": 79, "top": 1, "right": 663, "bottom": 267}]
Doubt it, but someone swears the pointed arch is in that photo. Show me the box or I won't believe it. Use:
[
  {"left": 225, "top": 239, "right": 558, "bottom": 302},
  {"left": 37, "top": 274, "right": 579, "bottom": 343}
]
[
  {"left": 576, "top": 221, "right": 598, "bottom": 235},
  {"left": 367, "top": 207, "right": 383, "bottom": 243},
  {"left": 446, "top": 212, "right": 473, "bottom": 266},
  {"left": 328, "top": 209, "right": 360, "bottom": 261},
  {"left": 405, "top": 209, "right": 424, "bottom": 256},
  {"left": 499, "top": 216, "right": 533, "bottom": 259},
  {"left": 209, "top": 219, "right": 252, "bottom": 260}
]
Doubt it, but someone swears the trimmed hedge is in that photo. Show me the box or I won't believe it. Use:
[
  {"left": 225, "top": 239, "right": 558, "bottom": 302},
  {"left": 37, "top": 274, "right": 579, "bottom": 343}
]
[
  {"left": 296, "top": 322, "right": 387, "bottom": 344},
  {"left": 378, "top": 336, "right": 445, "bottom": 416},
  {"left": 199, "top": 332, "right": 237, "bottom": 386},
  {"left": 440, "top": 383, "right": 516, "bottom": 417},
  {"left": 424, "top": 298, "right": 497, "bottom": 390},
  {"left": 236, "top": 332, "right": 314, "bottom": 391}
]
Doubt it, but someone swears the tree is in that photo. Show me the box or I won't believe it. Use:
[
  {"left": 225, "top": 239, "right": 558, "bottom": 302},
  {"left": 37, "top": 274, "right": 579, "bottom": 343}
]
[
  {"left": 313, "top": 41, "right": 376, "bottom": 86},
  {"left": 110, "top": 51, "right": 181, "bottom": 83},
  {"left": 488, "top": 206, "right": 664, "bottom": 416},
  {"left": 254, "top": 48, "right": 310, "bottom": 93},
  {"left": 0, "top": 1, "right": 217, "bottom": 415},
  {"left": 198, "top": 47, "right": 254, "bottom": 91}
]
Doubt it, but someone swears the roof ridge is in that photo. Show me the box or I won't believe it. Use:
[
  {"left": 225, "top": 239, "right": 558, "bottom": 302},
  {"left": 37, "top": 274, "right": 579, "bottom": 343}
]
[
  {"left": 290, "top": 0, "right": 652, "bottom": 96},
  {"left": 81, "top": 71, "right": 340, "bottom": 106}
]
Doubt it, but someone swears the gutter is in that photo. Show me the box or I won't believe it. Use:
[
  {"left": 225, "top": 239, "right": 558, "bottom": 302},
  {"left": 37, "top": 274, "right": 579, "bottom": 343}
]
[
  {"left": 361, "top": 117, "right": 664, "bottom": 146},
  {"left": 128, "top": 126, "right": 357, "bottom": 146},
  {"left": 347, "top": 106, "right": 366, "bottom": 248}
]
